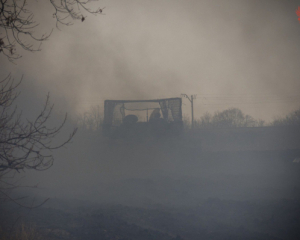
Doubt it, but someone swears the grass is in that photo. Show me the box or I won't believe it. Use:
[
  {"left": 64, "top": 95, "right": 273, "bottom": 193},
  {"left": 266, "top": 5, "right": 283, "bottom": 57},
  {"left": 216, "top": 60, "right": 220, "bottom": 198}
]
[{"left": 0, "top": 224, "right": 42, "bottom": 240}]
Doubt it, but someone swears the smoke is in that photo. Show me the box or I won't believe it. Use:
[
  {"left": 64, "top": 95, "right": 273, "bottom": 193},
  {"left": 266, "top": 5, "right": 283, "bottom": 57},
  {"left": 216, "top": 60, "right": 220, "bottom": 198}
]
[{"left": 1, "top": 0, "right": 300, "bottom": 121}]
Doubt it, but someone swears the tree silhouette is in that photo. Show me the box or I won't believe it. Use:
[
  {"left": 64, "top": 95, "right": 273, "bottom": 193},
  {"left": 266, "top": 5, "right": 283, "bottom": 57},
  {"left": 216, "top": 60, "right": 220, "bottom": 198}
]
[
  {"left": 272, "top": 108, "right": 300, "bottom": 126},
  {"left": 0, "top": 74, "right": 76, "bottom": 206},
  {"left": 0, "top": 0, "right": 100, "bottom": 206},
  {"left": 195, "top": 108, "right": 264, "bottom": 129},
  {"left": 0, "top": 0, "right": 104, "bottom": 61}
]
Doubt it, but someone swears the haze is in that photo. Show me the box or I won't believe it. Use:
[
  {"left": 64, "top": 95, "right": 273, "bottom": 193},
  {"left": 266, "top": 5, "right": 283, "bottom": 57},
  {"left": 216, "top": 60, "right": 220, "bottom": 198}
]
[
  {"left": 2, "top": 2, "right": 300, "bottom": 239},
  {"left": 1, "top": 0, "right": 300, "bottom": 121}
]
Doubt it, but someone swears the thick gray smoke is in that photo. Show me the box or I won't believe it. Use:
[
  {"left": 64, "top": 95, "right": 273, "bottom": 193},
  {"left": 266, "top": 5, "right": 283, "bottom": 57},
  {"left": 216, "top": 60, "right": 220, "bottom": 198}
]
[
  {"left": 1, "top": 0, "right": 300, "bottom": 206},
  {"left": 1, "top": 0, "right": 300, "bottom": 121},
  {"left": 2, "top": 3, "right": 300, "bottom": 240}
]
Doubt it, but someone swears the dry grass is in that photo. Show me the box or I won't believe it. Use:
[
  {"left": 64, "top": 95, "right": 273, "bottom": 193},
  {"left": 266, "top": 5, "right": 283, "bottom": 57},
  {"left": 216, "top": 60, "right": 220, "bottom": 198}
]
[{"left": 0, "top": 224, "right": 42, "bottom": 240}]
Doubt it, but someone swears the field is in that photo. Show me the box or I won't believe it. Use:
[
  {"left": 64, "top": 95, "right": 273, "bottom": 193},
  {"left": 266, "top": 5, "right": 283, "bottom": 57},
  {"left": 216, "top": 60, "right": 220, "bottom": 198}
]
[
  {"left": 2, "top": 134, "right": 300, "bottom": 240},
  {"left": 2, "top": 197, "right": 300, "bottom": 240}
]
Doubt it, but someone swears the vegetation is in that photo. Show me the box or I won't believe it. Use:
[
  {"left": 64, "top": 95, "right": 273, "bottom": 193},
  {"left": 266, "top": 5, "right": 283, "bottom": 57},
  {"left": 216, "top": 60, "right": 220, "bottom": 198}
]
[
  {"left": 0, "top": 0, "right": 104, "bottom": 61},
  {"left": 1, "top": 0, "right": 101, "bottom": 206},
  {"left": 272, "top": 108, "right": 300, "bottom": 126},
  {"left": 183, "top": 108, "right": 264, "bottom": 130},
  {"left": 0, "top": 224, "right": 42, "bottom": 240},
  {"left": 2, "top": 198, "right": 300, "bottom": 240},
  {"left": 184, "top": 107, "right": 299, "bottom": 130},
  {"left": 75, "top": 106, "right": 300, "bottom": 132},
  {"left": 0, "top": 75, "right": 76, "bottom": 206},
  {"left": 76, "top": 105, "right": 103, "bottom": 131},
  {"left": 194, "top": 108, "right": 265, "bottom": 129}
]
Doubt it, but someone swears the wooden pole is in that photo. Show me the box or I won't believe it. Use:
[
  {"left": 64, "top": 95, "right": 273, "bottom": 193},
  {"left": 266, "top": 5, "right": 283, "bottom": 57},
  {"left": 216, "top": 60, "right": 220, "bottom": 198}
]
[
  {"left": 146, "top": 108, "right": 148, "bottom": 122},
  {"left": 181, "top": 94, "right": 197, "bottom": 129},
  {"left": 191, "top": 95, "right": 194, "bottom": 129}
]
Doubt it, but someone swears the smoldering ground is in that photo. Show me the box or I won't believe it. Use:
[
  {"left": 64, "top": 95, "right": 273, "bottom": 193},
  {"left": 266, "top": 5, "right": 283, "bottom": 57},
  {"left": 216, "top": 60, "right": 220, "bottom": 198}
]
[
  {"left": 4, "top": 130, "right": 300, "bottom": 240},
  {"left": 17, "top": 128, "right": 300, "bottom": 207}
]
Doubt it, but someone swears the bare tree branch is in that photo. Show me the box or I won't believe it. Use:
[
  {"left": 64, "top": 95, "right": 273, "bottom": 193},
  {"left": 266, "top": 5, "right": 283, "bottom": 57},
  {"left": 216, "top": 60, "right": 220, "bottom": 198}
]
[
  {"left": 0, "top": 0, "right": 104, "bottom": 61},
  {"left": 0, "top": 75, "right": 77, "bottom": 206}
]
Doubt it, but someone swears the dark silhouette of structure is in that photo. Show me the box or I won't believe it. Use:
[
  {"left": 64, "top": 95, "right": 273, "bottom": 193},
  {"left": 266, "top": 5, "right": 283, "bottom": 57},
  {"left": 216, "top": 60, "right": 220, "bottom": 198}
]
[{"left": 103, "top": 98, "right": 183, "bottom": 138}]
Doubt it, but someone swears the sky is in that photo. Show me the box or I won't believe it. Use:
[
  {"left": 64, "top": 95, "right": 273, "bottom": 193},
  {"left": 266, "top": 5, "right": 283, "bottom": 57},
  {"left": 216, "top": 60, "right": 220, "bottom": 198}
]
[{"left": 1, "top": 0, "right": 300, "bottom": 122}]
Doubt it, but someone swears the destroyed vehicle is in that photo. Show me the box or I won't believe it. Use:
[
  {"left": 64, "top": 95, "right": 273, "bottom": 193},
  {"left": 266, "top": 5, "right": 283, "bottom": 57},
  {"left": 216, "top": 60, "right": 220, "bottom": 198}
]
[{"left": 103, "top": 98, "right": 183, "bottom": 138}]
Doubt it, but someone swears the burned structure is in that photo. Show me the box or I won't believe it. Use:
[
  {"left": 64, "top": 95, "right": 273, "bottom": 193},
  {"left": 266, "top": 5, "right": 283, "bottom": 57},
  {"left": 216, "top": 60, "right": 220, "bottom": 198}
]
[{"left": 103, "top": 98, "right": 183, "bottom": 138}]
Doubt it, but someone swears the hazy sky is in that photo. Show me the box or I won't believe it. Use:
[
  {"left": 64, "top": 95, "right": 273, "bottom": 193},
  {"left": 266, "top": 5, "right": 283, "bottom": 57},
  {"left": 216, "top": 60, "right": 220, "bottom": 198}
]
[{"left": 1, "top": 0, "right": 300, "bottom": 121}]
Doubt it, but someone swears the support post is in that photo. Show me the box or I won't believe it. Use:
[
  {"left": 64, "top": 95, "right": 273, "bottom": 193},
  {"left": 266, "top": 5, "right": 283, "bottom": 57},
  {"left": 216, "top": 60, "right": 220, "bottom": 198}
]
[
  {"left": 191, "top": 95, "right": 194, "bottom": 129},
  {"left": 181, "top": 94, "right": 197, "bottom": 129},
  {"left": 146, "top": 108, "right": 148, "bottom": 122}
]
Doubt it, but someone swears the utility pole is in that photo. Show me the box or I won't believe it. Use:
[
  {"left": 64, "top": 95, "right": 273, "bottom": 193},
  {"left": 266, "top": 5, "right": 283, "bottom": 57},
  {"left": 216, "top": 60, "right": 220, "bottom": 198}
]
[{"left": 181, "top": 94, "right": 197, "bottom": 129}]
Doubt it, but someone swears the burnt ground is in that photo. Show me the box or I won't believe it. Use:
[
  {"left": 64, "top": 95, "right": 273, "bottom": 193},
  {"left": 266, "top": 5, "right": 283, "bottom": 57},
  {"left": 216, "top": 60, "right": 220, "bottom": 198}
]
[
  {"left": 1, "top": 193, "right": 300, "bottom": 240},
  {"left": 1, "top": 136, "right": 300, "bottom": 240}
]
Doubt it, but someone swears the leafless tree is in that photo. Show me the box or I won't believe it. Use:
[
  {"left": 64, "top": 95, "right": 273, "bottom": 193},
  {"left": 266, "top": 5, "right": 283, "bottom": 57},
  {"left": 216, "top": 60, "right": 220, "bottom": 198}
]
[
  {"left": 192, "top": 108, "right": 265, "bottom": 129},
  {"left": 0, "top": 74, "right": 77, "bottom": 206},
  {"left": 0, "top": 0, "right": 104, "bottom": 61},
  {"left": 0, "top": 0, "right": 99, "bottom": 205},
  {"left": 76, "top": 105, "right": 103, "bottom": 131},
  {"left": 272, "top": 108, "right": 300, "bottom": 126}
]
